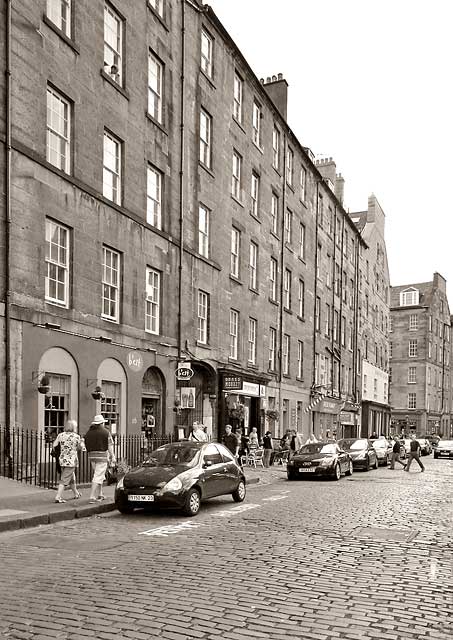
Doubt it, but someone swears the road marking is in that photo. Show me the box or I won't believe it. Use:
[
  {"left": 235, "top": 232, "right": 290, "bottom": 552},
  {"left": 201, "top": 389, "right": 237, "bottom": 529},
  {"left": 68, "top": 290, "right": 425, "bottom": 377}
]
[
  {"left": 212, "top": 503, "right": 261, "bottom": 517},
  {"left": 262, "top": 495, "right": 288, "bottom": 502},
  {"left": 139, "top": 522, "right": 206, "bottom": 537}
]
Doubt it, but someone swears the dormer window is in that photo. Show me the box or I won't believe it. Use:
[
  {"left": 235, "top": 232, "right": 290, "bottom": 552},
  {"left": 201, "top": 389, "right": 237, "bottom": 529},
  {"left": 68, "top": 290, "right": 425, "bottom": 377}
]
[{"left": 400, "top": 288, "right": 419, "bottom": 307}]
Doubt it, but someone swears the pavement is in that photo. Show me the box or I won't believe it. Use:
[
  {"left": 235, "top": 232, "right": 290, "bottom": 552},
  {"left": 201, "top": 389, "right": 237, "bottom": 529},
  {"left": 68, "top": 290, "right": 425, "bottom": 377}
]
[{"left": 0, "top": 463, "right": 286, "bottom": 533}]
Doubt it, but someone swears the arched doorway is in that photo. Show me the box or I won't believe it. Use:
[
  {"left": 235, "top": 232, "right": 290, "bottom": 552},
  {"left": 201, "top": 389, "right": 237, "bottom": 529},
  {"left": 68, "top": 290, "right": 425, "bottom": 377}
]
[{"left": 142, "top": 367, "right": 165, "bottom": 437}]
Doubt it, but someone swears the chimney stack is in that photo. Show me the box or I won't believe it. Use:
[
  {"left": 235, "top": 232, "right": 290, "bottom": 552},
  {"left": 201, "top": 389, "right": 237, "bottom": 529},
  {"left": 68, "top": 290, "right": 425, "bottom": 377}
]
[{"left": 262, "top": 74, "right": 288, "bottom": 121}]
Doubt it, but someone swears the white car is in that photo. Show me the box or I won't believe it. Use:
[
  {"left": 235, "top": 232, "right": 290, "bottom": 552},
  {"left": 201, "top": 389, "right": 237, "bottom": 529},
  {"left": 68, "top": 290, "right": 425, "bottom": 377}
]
[{"left": 372, "top": 439, "right": 392, "bottom": 466}]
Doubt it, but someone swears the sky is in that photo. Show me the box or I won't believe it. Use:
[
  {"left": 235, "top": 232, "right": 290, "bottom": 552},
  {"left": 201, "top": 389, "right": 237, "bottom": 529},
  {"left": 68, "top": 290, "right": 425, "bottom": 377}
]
[{"left": 209, "top": 0, "right": 453, "bottom": 299}]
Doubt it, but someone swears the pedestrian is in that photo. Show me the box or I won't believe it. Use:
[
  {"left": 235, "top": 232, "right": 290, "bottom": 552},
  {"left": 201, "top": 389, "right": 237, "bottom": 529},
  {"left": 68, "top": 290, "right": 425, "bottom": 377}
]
[
  {"left": 189, "top": 422, "right": 208, "bottom": 442},
  {"left": 222, "top": 424, "right": 240, "bottom": 462},
  {"left": 405, "top": 437, "right": 425, "bottom": 473},
  {"left": 279, "top": 430, "right": 291, "bottom": 451},
  {"left": 304, "top": 432, "right": 318, "bottom": 445},
  {"left": 249, "top": 427, "right": 259, "bottom": 450},
  {"left": 52, "top": 420, "right": 85, "bottom": 503},
  {"left": 262, "top": 431, "right": 273, "bottom": 468},
  {"left": 237, "top": 428, "right": 250, "bottom": 466},
  {"left": 289, "top": 429, "right": 303, "bottom": 458},
  {"left": 84, "top": 414, "right": 117, "bottom": 503},
  {"left": 389, "top": 438, "right": 406, "bottom": 470}
]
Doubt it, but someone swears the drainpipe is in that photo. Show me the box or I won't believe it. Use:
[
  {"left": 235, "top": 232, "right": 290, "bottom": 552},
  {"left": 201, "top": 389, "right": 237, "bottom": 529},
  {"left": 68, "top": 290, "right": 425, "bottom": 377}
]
[
  {"left": 278, "top": 133, "right": 287, "bottom": 386},
  {"left": 310, "top": 181, "right": 320, "bottom": 435},
  {"left": 4, "top": 0, "right": 12, "bottom": 476},
  {"left": 177, "top": 0, "right": 186, "bottom": 361}
]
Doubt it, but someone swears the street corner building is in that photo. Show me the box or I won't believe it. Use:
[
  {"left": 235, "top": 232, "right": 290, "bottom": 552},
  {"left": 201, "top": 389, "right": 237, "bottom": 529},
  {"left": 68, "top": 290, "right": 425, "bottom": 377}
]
[{"left": 1, "top": 0, "right": 416, "bottom": 462}]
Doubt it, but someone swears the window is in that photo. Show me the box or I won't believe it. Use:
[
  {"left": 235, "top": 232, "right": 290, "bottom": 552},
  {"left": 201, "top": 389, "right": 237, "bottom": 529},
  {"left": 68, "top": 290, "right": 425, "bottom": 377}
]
[
  {"left": 45, "top": 219, "right": 70, "bottom": 307},
  {"left": 269, "top": 327, "right": 276, "bottom": 371},
  {"left": 272, "top": 126, "right": 280, "bottom": 170},
  {"left": 147, "top": 166, "right": 162, "bottom": 228},
  {"left": 283, "top": 334, "right": 290, "bottom": 375},
  {"left": 316, "top": 244, "right": 322, "bottom": 279},
  {"left": 104, "top": 3, "right": 123, "bottom": 85},
  {"left": 341, "top": 315, "right": 346, "bottom": 346},
  {"left": 248, "top": 318, "right": 257, "bottom": 364},
  {"left": 148, "top": 52, "right": 163, "bottom": 123},
  {"left": 326, "top": 255, "right": 332, "bottom": 288},
  {"left": 197, "top": 290, "right": 209, "bottom": 344},
  {"left": 297, "top": 341, "right": 304, "bottom": 379},
  {"left": 409, "top": 314, "right": 418, "bottom": 331},
  {"left": 230, "top": 228, "right": 240, "bottom": 278},
  {"left": 284, "top": 269, "right": 291, "bottom": 310},
  {"left": 252, "top": 102, "right": 262, "bottom": 147},
  {"left": 249, "top": 241, "right": 258, "bottom": 290},
  {"left": 270, "top": 258, "right": 278, "bottom": 301},
  {"left": 44, "top": 374, "right": 69, "bottom": 439},
  {"left": 46, "top": 86, "right": 70, "bottom": 173},
  {"left": 271, "top": 192, "right": 279, "bottom": 235},
  {"left": 99, "top": 381, "right": 121, "bottom": 435},
  {"left": 298, "top": 280, "right": 305, "bottom": 318},
  {"left": 315, "top": 297, "right": 321, "bottom": 332},
  {"left": 251, "top": 172, "right": 260, "bottom": 217},
  {"left": 103, "top": 131, "right": 121, "bottom": 204},
  {"left": 102, "top": 246, "right": 120, "bottom": 322},
  {"left": 201, "top": 29, "right": 213, "bottom": 78},
  {"left": 325, "top": 303, "right": 330, "bottom": 337},
  {"left": 199, "top": 109, "right": 212, "bottom": 168},
  {"left": 408, "top": 366, "right": 416, "bottom": 384},
  {"left": 409, "top": 339, "right": 418, "bottom": 357},
  {"left": 148, "top": 0, "right": 163, "bottom": 17},
  {"left": 298, "top": 223, "right": 306, "bottom": 260},
  {"left": 408, "top": 393, "right": 416, "bottom": 409},
  {"left": 348, "top": 322, "right": 353, "bottom": 350},
  {"left": 333, "top": 310, "right": 339, "bottom": 342},
  {"left": 400, "top": 288, "right": 419, "bottom": 306},
  {"left": 284, "top": 209, "right": 292, "bottom": 244},
  {"left": 47, "top": 0, "right": 71, "bottom": 37},
  {"left": 145, "top": 268, "right": 160, "bottom": 334},
  {"left": 389, "top": 342, "right": 393, "bottom": 358},
  {"left": 286, "top": 147, "right": 294, "bottom": 186},
  {"left": 231, "top": 150, "right": 242, "bottom": 200},
  {"left": 233, "top": 73, "right": 243, "bottom": 123},
  {"left": 198, "top": 204, "right": 210, "bottom": 258},
  {"left": 300, "top": 166, "right": 307, "bottom": 201},
  {"left": 229, "top": 310, "right": 239, "bottom": 359}
]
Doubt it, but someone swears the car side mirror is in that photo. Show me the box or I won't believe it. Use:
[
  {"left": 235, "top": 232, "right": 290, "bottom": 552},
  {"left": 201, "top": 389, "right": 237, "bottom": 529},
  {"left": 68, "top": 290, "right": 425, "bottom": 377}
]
[{"left": 202, "top": 460, "right": 213, "bottom": 468}]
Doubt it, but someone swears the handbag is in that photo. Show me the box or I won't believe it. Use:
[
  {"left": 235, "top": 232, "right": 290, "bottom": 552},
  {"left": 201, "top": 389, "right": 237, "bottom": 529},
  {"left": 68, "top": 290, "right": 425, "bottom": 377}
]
[{"left": 51, "top": 443, "right": 62, "bottom": 475}]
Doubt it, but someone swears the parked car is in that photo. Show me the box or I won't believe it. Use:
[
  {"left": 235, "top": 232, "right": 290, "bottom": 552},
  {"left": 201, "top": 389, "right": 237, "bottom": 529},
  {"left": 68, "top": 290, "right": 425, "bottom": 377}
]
[
  {"left": 337, "top": 438, "right": 379, "bottom": 470},
  {"left": 416, "top": 438, "right": 432, "bottom": 456},
  {"left": 287, "top": 441, "right": 353, "bottom": 480},
  {"left": 402, "top": 438, "right": 413, "bottom": 455},
  {"left": 433, "top": 440, "right": 453, "bottom": 459},
  {"left": 115, "top": 442, "right": 246, "bottom": 516},
  {"left": 372, "top": 438, "right": 392, "bottom": 466},
  {"left": 420, "top": 434, "right": 441, "bottom": 448}
]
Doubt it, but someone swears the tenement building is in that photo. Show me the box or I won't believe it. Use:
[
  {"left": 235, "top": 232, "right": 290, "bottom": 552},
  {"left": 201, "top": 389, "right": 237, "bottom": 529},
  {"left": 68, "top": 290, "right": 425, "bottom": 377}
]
[
  {"left": 0, "top": 0, "right": 391, "bottom": 446},
  {"left": 389, "top": 273, "right": 453, "bottom": 437}
]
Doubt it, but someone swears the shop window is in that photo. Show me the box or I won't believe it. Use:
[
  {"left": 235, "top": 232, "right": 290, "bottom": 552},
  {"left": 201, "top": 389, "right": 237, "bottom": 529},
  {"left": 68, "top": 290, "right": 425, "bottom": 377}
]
[
  {"left": 101, "top": 380, "right": 120, "bottom": 435},
  {"left": 44, "top": 374, "right": 70, "bottom": 441}
]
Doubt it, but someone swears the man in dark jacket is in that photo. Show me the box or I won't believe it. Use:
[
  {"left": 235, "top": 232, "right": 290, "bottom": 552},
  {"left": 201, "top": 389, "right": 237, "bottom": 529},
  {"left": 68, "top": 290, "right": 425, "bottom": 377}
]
[
  {"left": 405, "top": 437, "right": 425, "bottom": 473},
  {"left": 263, "top": 431, "right": 273, "bottom": 468},
  {"left": 389, "top": 439, "right": 406, "bottom": 469},
  {"left": 222, "top": 424, "right": 240, "bottom": 460},
  {"left": 84, "top": 414, "right": 116, "bottom": 503}
]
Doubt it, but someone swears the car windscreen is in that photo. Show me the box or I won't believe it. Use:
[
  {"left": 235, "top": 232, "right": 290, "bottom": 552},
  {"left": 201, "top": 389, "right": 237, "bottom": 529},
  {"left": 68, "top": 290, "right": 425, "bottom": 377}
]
[
  {"left": 143, "top": 445, "right": 201, "bottom": 467},
  {"left": 439, "top": 440, "right": 453, "bottom": 447},
  {"left": 299, "top": 443, "right": 336, "bottom": 455},
  {"left": 339, "top": 439, "right": 367, "bottom": 450},
  {"left": 372, "top": 441, "right": 387, "bottom": 448}
]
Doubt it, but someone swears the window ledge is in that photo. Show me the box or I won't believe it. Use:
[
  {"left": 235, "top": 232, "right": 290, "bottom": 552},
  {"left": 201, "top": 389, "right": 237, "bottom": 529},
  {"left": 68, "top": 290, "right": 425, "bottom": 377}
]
[
  {"left": 146, "top": 2, "right": 170, "bottom": 31},
  {"left": 249, "top": 212, "right": 261, "bottom": 224},
  {"left": 232, "top": 117, "right": 246, "bottom": 133},
  {"left": 268, "top": 298, "right": 279, "bottom": 307},
  {"left": 146, "top": 112, "right": 168, "bottom": 136},
  {"left": 196, "top": 341, "right": 210, "bottom": 348},
  {"left": 298, "top": 256, "right": 306, "bottom": 265},
  {"left": 200, "top": 70, "right": 216, "bottom": 90},
  {"left": 100, "top": 69, "right": 130, "bottom": 100},
  {"left": 101, "top": 316, "right": 120, "bottom": 325},
  {"left": 247, "top": 364, "right": 259, "bottom": 371},
  {"left": 45, "top": 299, "right": 69, "bottom": 310},
  {"left": 252, "top": 141, "right": 264, "bottom": 155},
  {"left": 231, "top": 194, "right": 244, "bottom": 208},
  {"left": 229, "top": 275, "right": 243, "bottom": 286},
  {"left": 297, "top": 315, "right": 305, "bottom": 322},
  {"left": 272, "top": 166, "right": 282, "bottom": 177},
  {"left": 199, "top": 162, "right": 215, "bottom": 179},
  {"left": 42, "top": 15, "right": 80, "bottom": 54},
  {"left": 270, "top": 231, "right": 280, "bottom": 241},
  {"left": 249, "top": 287, "right": 260, "bottom": 295},
  {"left": 286, "top": 182, "right": 295, "bottom": 193},
  {"left": 284, "top": 308, "right": 293, "bottom": 315}
]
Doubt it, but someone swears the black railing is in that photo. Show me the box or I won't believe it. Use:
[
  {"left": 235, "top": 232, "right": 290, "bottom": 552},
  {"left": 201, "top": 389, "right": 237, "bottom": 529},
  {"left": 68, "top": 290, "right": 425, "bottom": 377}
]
[{"left": 0, "top": 426, "right": 173, "bottom": 488}]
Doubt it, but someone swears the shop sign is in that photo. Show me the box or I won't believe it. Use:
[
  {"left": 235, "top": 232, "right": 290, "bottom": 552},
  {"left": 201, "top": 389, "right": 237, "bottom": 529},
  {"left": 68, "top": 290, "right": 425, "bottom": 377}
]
[
  {"left": 127, "top": 351, "right": 144, "bottom": 372},
  {"left": 339, "top": 411, "right": 354, "bottom": 424},
  {"left": 259, "top": 385, "right": 266, "bottom": 397},
  {"left": 223, "top": 375, "right": 243, "bottom": 390},
  {"left": 175, "top": 367, "right": 194, "bottom": 381},
  {"left": 242, "top": 382, "right": 260, "bottom": 396},
  {"left": 318, "top": 398, "right": 342, "bottom": 414}
]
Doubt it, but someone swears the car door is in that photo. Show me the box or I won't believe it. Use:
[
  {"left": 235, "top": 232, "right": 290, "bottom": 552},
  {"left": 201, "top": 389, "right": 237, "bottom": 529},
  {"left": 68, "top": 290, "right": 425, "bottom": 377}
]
[
  {"left": 218, "top": 444, "right": 241, "bottom": 492},
  {"left": 337, "top": 445, "right": 349, "bottom": 473},
  {"left": 200, "top": 444, "right": 228, "bottom": 498}
]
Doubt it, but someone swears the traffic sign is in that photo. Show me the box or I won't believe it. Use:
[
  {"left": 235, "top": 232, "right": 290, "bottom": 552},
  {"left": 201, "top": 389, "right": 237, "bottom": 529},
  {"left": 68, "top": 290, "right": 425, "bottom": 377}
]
[{"left": 175, "top": 367, "right": 194, "bottom": 381}]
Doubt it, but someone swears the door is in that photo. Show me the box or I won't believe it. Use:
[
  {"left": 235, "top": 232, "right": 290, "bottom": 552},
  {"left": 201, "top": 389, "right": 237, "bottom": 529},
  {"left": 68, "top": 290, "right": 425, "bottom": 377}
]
[{"left": 200, "top": 444, "right": 229, "bottom": 498}]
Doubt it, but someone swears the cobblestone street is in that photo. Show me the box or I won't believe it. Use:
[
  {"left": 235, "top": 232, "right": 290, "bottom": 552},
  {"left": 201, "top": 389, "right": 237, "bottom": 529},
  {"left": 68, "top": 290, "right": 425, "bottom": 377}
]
[{"left": 0, "top": 458, "right": 451, "bottom": 640}]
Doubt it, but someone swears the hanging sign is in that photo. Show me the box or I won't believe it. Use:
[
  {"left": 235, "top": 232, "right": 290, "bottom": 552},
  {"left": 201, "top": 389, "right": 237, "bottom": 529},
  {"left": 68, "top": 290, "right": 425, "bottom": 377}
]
[{"left": 176, "top": 367, "right": 194, "bottom": 381}]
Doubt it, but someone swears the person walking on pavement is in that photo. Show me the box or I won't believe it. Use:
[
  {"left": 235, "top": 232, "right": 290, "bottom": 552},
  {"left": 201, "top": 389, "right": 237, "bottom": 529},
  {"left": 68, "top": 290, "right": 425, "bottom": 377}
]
[
  {"left": 249, "top": 427, "right": 259, "bottom": 450},
  {"left": 189, "top": 422, "right": 208, "bottom": 442},
  {"left": 262, "top": 431, "right": 273, "bottom": 468},
  {"left": 222, "top": 424, "right": 240, "bottom": 462},
  {"left": 405, "top": 436, "right": 425, "bottom": 472},
  {"left": 84, "top": 415, "right": 116, "bottom": 503},
  {"left": 390, "top": 438, "right": 406, "bottom": 470},
  {"left": 52, "top": 420, "right": 85, "bottom": 503},
  {"left": 289, "top": 429, "right": 303, "bottom": 458}
]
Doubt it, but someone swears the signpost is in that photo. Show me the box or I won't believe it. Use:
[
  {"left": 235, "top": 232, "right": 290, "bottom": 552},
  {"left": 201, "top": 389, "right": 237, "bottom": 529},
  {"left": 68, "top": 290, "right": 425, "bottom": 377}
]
[{"left": 175, "top": 366, "right": 194, "bottom": 381}]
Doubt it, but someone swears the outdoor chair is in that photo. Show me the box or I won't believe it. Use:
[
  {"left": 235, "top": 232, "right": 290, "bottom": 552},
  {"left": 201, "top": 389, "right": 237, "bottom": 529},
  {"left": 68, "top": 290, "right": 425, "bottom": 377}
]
[{"left": 246, "top": 448, "right": 265, "bottom": 468}]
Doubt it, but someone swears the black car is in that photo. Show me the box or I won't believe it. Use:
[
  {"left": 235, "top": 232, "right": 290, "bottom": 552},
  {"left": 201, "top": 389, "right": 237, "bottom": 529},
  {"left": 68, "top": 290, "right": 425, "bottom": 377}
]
[
  {"left": 433, "top": 440, "right": 453, "bottom": 459},
  {"left": 115, "top": 442, "right": 246, "bottom": 516},
  {"left": 287, "top": 441, "right": 353, "bottom": 480},
  {"left": 337, "top": 438, "right": 379, "bottom": 470}
]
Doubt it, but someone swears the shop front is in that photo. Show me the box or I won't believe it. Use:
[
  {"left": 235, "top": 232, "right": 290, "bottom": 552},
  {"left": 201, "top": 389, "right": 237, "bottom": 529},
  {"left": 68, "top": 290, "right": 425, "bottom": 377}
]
[
  {"left": 218, "top": 371, "right": 267, "bottom": 440},
  {"left": 174, "top": 361, "right": 217, "bottom": 440},
  {"left": 310, "top": 397, "right": 343, "bottom": 440}
]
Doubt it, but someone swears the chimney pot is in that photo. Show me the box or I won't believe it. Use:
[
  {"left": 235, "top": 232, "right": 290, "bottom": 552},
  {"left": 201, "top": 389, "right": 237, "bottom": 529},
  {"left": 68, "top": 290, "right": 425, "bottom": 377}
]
[
  {"left": 266, "top": 76, "right": 271, "bottom": 83},
  {"left": 278, "top": 73, "right": 283, "bottom": 80},
  {"left": 260, "top": 78, "right": 264, "bottom": 84},
  {"left": 272, "top": 74, "right": 277, "bottom": 82}
]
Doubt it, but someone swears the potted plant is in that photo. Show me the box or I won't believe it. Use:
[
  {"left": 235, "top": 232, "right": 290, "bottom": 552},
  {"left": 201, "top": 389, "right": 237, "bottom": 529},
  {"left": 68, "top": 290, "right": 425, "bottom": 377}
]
[
  {"left": 265, "top": 409, "right": 279, "bottom": 421},
  {"left": 38, "top": 375, "right": 51, "bottom": 395}
]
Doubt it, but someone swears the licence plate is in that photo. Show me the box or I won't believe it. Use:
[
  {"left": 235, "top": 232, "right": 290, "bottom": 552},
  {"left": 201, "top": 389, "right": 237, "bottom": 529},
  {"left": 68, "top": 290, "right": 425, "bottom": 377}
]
[
  {"left": 299, "top": 467, "right": 315, "bottom": 473},
  {"left": 128, "top": 495, "right": 154, "bottom": 502}
]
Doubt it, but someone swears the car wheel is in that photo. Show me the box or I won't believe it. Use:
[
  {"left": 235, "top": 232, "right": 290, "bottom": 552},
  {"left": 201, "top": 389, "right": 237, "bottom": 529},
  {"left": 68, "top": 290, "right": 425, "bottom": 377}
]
[
  {"left": 365, "top": 457, "right": 370, "bottom": 471},
  {"left": 434, "top": 453, "right": 439, "bottom": 459},
  {"left": 287, "top": 469, "right": 297, "bottom": 481},
  {"left": 333, "top": 463, "right": 341, "bottom": 480},
  {"left": 182, "top": 488, "right": 201, "bottom": 517},
  {"left": 345, "top": 460, "right": 353, "bottom": 476},
  {"left": 116, "top": 501, "right": 134, "bottom": 515},
  {"left": 232, "top": 480, "right": 246, "bottom": 502}
]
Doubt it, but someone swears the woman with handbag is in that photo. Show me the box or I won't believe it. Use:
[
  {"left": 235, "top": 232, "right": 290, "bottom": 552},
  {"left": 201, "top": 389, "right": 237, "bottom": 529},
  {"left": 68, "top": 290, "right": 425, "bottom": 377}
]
[{"left": 52, "top": 420, "right": 85, "bottom": 503}]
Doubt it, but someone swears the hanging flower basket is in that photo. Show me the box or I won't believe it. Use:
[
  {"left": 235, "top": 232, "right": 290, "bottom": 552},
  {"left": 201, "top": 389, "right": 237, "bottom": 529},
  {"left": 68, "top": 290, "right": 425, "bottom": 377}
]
[
  {"left": 38, "top": 375, "right": 51, "bottom": 395},
  {"left": 228, "top": 403, "right": 245, "bottom": 420},
  {"left": 265, "top": 409, "right": 279, "bottom": 421}
]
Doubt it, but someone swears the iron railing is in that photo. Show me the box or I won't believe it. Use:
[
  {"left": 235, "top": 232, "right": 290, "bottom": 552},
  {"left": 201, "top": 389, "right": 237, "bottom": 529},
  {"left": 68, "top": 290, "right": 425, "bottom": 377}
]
[{"left": 0, "top": 426, "right": 173, "bottom": 488}]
